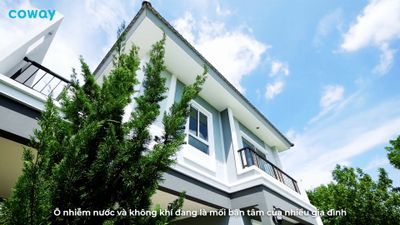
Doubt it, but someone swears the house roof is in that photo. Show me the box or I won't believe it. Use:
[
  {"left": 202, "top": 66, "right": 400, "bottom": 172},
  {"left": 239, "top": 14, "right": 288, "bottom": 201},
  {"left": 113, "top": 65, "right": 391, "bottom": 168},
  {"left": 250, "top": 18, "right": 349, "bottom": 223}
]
[{"left": 93, "top": 1, "right": 294, "bottom": 149}]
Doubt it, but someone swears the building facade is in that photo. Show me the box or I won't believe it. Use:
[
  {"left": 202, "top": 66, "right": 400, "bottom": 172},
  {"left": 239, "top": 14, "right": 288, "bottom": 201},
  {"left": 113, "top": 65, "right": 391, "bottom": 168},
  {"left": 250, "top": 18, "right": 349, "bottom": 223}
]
[{"left": 0, "top": 2, "right": 322, "bottom": 225}]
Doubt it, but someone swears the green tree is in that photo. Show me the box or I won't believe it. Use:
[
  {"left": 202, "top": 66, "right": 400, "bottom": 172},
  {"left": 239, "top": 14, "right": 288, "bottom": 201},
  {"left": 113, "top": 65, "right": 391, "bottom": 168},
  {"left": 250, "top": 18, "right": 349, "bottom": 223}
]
[
  {"left": 0, "top": 27, "right": 207, "bottom": 225},
  {"left": 307, "top": 165, "right": 400, "bottom": 225},
  {"left": 386, "top": 135, "right": 400, "bottom": 169}
]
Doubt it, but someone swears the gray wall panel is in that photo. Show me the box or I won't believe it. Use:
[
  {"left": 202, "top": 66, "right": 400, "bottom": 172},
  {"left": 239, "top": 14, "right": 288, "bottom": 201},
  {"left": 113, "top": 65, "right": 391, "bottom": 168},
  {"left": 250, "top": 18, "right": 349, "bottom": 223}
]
[{"left": 160, "top": 169, "right": 231, "bottom": 209}]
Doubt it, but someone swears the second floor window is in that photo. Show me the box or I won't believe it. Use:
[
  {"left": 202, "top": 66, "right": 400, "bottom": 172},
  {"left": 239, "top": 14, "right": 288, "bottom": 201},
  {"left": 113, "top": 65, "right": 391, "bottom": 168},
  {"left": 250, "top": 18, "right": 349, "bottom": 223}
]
[{"left": 188, "top": 106, "right": 209, "bottom": 154}]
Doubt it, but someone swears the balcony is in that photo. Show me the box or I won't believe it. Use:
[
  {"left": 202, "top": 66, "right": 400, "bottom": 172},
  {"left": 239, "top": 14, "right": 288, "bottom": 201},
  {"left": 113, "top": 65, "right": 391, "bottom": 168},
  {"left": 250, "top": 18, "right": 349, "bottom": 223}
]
[
  {"left": 238, "top": 147, "right": 300, "bottom": 194},
  {"left": 9, "top": 57, "right": 70, "bottom": 100}
]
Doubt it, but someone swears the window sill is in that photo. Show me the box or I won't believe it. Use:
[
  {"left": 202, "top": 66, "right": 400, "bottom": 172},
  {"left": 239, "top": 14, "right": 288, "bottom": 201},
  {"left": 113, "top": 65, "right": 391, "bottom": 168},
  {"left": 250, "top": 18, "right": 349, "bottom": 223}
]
[{"left": 181, "top": 144, "right": 216, "bottom": 173}]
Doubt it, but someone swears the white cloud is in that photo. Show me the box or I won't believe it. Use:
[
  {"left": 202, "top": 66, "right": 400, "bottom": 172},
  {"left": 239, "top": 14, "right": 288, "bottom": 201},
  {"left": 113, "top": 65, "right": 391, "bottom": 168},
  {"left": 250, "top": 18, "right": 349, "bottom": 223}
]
[
  {"left": 365, "top": 156, "right": 390, "bottom": 171},
  {"left": 310, "top": 87, "right": 360, "bottom": 124},
  {"left": 216, "top": 1, "right": 232, "bottom": 16},
  {"left": 84, "top": 0, "right": 135, "bottom": 41},
  {"left": 314, "top": 9, "right": 343, "bottom": 47},
  {"left": 309, "top": 85, "right": 346, "bottom": 124},
  {"left": 320, "top": 85, "right": 344, "bottom": 109},
  {"left": 54, "top": 0, "right": 136, "bottom": 70},
  {"left": 373, "top": 42, "right": 395, "bottom": 74},
  {"left": 173, "top": 12, "right": 196, "bottom": 44},
  {"left": 270, "top": 60, "right": 289, "bottom": 76},
  {"left": 285, "top": 128, "right": 296, "bottom": 141},
  {"left": 173, "top": 12, "right": 268, "bottom": 93},
  {"left": 282, "top": 97, "right": 400, "bottom": 189},
  {"left": 341, "top": 0, "right": 400, "bottom": 51},
  {"left": 265, "top": 81, "right": 284, "bottom": 100},
  {"left": 341, "top": 0, "right": 400, "bottom": 74},
  {"left": 266, "top": 59, "right": 290, "bottom": 100}
]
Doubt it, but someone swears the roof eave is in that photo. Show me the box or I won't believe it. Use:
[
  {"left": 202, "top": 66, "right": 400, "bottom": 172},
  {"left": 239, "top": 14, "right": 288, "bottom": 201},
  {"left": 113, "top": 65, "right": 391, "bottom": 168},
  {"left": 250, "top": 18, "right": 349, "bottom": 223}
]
[{"left": 93, "top": 1, "right": 294, "bottom": 150}]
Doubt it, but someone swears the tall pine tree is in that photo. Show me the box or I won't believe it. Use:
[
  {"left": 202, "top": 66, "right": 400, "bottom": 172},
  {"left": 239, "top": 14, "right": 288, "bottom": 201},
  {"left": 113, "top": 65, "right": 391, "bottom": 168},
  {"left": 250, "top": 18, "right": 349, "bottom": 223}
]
[{"left": 0, "top": 27, "right": 207, "bottom": 224}]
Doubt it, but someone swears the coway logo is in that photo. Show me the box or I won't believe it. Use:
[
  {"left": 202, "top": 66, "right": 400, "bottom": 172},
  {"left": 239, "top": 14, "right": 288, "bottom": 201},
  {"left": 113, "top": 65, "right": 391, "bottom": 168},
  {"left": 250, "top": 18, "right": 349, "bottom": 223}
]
[{"left": 8, "top": 9, "right": 56, "bottom": 21}]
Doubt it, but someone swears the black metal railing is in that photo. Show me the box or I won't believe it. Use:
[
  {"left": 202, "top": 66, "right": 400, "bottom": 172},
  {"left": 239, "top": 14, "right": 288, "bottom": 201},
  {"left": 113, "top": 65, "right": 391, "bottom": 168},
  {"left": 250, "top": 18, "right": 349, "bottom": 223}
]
[
  {"left": 10, "top": 57, "right": 70, "bottom": 100},
  {"left": 238, "top": 147, "right": 300, "bottom": 194}
]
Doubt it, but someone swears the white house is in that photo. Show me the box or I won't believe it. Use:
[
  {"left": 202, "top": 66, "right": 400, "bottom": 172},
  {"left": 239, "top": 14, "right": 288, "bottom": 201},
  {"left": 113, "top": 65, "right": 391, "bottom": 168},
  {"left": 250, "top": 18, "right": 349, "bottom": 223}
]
[{"left": 0, "top": 2, "right": 323, "bottom": 225}]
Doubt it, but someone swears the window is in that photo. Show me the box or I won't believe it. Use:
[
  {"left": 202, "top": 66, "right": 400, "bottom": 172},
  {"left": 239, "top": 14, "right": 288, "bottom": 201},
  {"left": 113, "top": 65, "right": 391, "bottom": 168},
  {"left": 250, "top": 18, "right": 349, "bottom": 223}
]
[
  {"left": 242, "top": 137, "right": 256, "bottom": 166},
  {"left": 242, "top": 137, "right": 268, "bottom": 163},
  {"left": 188, "top": 106, "right": 209, "bottom": 154},
  {"left": 242, "top": 138, "right": 254, "bottom": 149}
]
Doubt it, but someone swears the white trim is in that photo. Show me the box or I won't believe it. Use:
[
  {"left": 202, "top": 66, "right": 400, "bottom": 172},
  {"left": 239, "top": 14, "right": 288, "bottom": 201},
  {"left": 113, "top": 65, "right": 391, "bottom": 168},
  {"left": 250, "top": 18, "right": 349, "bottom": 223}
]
[
  {"left": 227, "top": 108, "right": 244, "bottom": 177},
  {"left": 270, "top": 145, "right": 283, "bottom": 169},
  {"left": 240, "top": 131, "right": 269, "bottom": 158},
  {"left": 229, "top": 167, "right": 314, "bottom": 210},
  {"left": 185, "top": 100, "right": 214, "bottom": 154},
  {"left": 0, "top": 74, "right": 58, "bottom": 111},
  {"left": 172, "top": 163, "right": 226, "bottom": 189},
  {"left": 218, "top": 113, "right": 225, "bottom": 159},
  {"left": 218, "top": 110, "right": 228, "bottom": 179},
  {"left": 181, "top": 145, "right": 217, "bottom": 172},
  {"left": 227, "top": 108, "right": 240, "bottom": 150},
  {"left": 166, "top": 74, "right": 177, "bottom": 109}
]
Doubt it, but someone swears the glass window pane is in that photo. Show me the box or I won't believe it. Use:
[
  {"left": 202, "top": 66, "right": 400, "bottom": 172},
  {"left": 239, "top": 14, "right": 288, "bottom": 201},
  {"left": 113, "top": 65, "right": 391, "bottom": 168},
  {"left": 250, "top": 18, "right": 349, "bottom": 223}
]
[
  {"left": 255, "top": 148, "right": 266, "bottom": 159},
  {"left": 188, "top": 135, "right": 209, "bottom": 154},
  {"left": 199, "top": 112, "right": 208, "bottom": 141},
  {"left": 245, "top": 148, "right": 254, "bottom": 166},
  {"left": 189, "top": 107, "right": 198, "bottom": 136},
  {"left": 242, "top": 138, "right": 254, "bottom": 149}
]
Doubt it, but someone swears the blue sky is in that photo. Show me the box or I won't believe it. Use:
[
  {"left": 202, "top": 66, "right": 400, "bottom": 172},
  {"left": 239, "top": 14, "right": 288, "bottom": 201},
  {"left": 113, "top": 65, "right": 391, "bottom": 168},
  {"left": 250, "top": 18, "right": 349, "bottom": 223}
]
[{"left": 1, "top": 0, "right": 399, "bottom": 189}]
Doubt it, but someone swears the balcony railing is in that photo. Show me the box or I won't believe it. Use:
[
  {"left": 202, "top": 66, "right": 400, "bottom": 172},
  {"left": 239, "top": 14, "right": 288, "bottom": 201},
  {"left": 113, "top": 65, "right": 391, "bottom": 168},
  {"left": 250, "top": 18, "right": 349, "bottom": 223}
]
[
  {"left": 10, "top": 57, "right": 70, "bottom": 100},
  {"left": 238, "top": 147, "right": 300, "bottom": 194}
]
